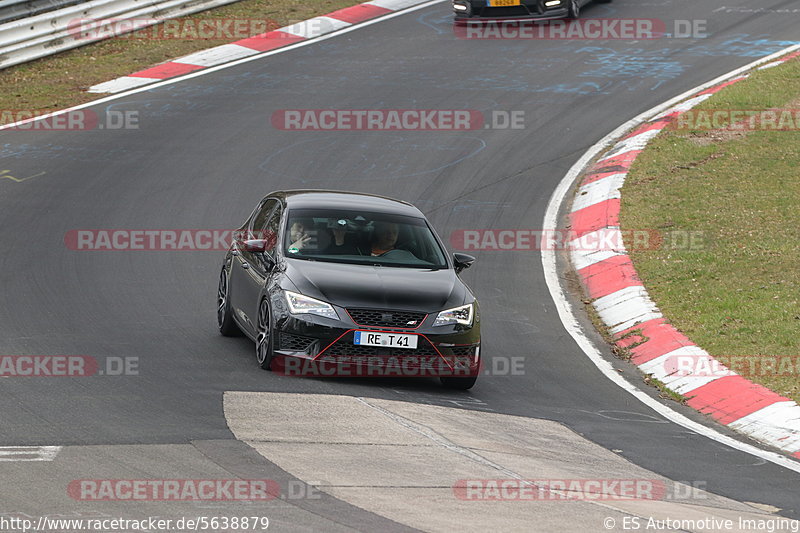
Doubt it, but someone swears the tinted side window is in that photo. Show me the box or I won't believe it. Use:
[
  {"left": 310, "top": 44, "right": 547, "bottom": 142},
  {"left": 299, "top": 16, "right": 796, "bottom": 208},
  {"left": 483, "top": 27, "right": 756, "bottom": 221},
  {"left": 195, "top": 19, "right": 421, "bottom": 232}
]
[
  {"left": 251, "top": 199, "right": 277, "bottom": 235},
  {"left": 260, "top": 204, "right": 282, "bottom": 253}
]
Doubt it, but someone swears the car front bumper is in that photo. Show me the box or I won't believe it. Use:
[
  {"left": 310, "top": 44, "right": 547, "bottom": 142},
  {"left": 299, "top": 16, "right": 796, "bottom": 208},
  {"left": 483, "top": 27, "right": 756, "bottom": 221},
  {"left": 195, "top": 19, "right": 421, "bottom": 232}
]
[
  {"left": 271, "top": 307, "right": 481, "bottom": 378},
  {"left": 453, "top": 0, "right": 569, "bottom": 21}
]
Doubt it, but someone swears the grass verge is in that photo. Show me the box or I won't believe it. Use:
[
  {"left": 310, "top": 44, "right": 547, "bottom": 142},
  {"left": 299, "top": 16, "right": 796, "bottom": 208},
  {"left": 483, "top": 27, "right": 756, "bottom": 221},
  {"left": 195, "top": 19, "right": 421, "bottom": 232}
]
[
  {"left": 621, "top": 57, "right": 800, "bottom": 403},
  {"left": 0, "top": 0, "right": 360, "bottom": 113}
]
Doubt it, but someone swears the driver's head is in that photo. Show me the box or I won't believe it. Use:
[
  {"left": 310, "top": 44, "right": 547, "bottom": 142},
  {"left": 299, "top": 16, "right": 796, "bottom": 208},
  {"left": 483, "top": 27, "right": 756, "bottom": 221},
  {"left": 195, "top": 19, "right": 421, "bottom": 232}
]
[
  {"left": 289, "top": 218, "right": 313, "bottom": 242},
  {"left": 372, "top": 221, "right": 399, "bottom": 249}
]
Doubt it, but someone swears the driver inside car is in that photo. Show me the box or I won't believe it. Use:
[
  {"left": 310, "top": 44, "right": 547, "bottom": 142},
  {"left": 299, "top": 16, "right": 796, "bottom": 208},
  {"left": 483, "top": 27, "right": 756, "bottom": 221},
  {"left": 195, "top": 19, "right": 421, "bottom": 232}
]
[
  {"left": 287, "top": 218, "right": 314, "bottom": 254},
  {"left": 370, "top": 221, "right": 417, "bottom": 260}
]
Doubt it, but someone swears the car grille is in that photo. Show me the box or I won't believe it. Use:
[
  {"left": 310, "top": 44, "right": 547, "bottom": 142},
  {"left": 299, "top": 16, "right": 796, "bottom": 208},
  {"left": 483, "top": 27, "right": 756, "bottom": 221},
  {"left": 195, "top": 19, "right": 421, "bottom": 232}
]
[
  {"left": 321, "top": 331, "right": 439, "bottom": 358},
  {"left": 279, "top": 332, "right": 318, "bottom": 353},
  {"left": 347, "top": 309, "right": 427, "bottom": 329},
  {"left": 478, "top": 6, "right": 536, "bottom": 17}
]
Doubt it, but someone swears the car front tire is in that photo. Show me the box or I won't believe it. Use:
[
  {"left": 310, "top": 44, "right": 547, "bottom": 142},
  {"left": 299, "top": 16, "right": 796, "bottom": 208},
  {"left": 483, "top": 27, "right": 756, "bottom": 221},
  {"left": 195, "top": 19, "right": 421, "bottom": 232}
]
[
  {"left": 218, "top": 267, "right": 241, "bottom": 337},
  {"left": 255, "top": 297, "right": 276, "bottom": 370},
  {"left": 440, "top": 376, "right": 478, "bottom": 390},
  {"left": 568, "top": 0, "right": 580, "bottom": 18}
]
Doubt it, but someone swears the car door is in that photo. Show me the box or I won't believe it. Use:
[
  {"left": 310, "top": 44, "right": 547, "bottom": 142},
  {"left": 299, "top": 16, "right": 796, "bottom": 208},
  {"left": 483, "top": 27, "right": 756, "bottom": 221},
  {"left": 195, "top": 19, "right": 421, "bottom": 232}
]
[{"left": 230, "top": 198, "right": 278, "bottom": 335}]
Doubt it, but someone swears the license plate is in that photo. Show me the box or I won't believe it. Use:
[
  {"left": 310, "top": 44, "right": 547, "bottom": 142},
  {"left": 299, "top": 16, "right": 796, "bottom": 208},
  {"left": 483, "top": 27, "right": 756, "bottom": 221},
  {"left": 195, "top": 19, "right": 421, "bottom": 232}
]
[
  {"left": 354, "top": 331, "right": 418, "bottom": 349},
  {"left": 487, "top": 0, "right": 520, "bottom": 6}
]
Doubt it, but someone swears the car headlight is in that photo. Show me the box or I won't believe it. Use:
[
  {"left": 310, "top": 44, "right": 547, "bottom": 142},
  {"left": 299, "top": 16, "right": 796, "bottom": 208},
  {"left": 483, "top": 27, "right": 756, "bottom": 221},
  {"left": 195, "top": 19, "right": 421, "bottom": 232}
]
[
  {"left": 433, "top": 303, "right": 474, "bottom": 327},
  {"left": 285, "top": 291, "right": 339, "bottom": 320}
]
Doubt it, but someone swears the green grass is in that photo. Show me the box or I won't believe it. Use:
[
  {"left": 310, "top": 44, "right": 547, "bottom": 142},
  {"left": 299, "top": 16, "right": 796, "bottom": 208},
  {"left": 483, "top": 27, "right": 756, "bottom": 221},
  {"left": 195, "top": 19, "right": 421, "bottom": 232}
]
[
  {"left": 0, "top": 0, "right": 360, "bottom": 114},
  {"left": 621, "top": 58, "right": 800, "bottom": 403}
]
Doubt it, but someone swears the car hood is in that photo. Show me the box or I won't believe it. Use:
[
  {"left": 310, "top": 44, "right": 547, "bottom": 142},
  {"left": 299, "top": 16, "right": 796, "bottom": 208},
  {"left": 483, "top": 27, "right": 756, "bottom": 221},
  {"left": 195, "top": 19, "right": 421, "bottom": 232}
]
[{"left": 284, "top": 259, "right": 467, "bottom": 313}]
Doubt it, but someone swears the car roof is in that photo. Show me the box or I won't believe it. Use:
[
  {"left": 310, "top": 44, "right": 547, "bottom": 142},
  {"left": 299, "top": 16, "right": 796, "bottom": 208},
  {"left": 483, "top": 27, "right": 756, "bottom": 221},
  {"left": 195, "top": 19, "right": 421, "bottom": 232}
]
[{"left": 270, "top": 190, "right": 425, "bottom": 217}]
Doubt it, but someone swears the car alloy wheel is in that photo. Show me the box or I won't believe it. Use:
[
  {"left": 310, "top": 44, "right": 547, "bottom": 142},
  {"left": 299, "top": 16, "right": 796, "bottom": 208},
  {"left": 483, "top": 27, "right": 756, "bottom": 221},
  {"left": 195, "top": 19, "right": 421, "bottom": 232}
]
[
  {"left": 217, "top": 267, "right": 241, "bottom": 336},
  {"left": 256, "top": 298, "right": 274, "bottom": 370}
]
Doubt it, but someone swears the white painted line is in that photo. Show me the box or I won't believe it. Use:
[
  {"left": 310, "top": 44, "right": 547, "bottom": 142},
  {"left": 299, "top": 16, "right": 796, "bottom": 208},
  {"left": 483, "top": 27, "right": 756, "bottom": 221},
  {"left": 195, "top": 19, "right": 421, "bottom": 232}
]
[
  {"left": 88, "top": 76, "right": 161, "bottom": 94},
  {"left": 0, "top": 446, "right": 61, "bottom": 461},
  {"left": 542, "top": 43, "right": 800, "bottom": 473},
  {"left": 571, "top": 173, "right": 626, "bottom": 212},
  {"left": 173, "top": 44, "right": 259, "bottom": 67},
  {"left": 281, "top": 16, "right": 352, "bottom": 39},
  {"left": 758, "top": 61, "right": 782, "bottom": 70},
  {"left": 0, "top": 0, "right": 446, "bottom": 129}
]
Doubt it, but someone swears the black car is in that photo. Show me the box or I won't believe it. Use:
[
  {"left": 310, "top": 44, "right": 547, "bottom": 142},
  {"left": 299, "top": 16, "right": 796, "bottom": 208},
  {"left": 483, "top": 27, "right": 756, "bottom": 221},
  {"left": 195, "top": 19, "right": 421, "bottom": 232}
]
[
  {"left": 217, "top": 190, "right": 481, "bottom": 389},
  {"left": 454, "top": 0, "right": 611, "bottom": 22}
]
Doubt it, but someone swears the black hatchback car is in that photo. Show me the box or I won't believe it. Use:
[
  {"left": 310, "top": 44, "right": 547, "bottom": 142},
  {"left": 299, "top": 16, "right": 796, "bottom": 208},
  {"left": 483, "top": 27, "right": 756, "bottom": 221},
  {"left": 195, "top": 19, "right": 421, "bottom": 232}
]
[
  {"left": 217, "top": 190, "right": 481, "bottom": 389},
  {"left": 454, "top": 0, "right": 611, "bottom": 22}
]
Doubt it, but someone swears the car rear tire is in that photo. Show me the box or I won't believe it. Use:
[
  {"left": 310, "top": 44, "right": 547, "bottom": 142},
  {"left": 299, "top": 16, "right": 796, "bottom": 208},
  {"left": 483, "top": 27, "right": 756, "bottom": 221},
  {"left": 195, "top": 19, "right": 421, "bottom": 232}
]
[
  {"left": 217, "top": 267, "right": 241, "bottom": 337},
  {"left": 256, "top": 298, "right": 275, "bottom": 370},
  {"left": 440, "top": 376, "right": 478, "bottom": 390}
]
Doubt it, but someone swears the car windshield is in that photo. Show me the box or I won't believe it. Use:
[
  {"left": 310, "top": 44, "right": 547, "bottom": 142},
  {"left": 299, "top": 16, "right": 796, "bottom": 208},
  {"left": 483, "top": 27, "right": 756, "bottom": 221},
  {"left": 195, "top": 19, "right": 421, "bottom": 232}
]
[{"left": 284, "top": 208, "right": 448, "bottom": 269}]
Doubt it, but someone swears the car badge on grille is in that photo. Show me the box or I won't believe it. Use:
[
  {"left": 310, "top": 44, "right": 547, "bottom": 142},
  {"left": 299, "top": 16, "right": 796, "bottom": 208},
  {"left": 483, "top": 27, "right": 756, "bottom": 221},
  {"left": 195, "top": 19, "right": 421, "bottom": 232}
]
[{"left": 406, "top": 320, "right": 418, "bottom": 326}]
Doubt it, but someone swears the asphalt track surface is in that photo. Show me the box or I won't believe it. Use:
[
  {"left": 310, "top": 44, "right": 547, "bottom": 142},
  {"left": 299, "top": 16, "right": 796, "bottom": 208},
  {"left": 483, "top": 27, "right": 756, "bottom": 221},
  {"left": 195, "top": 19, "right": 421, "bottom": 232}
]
[{"left": 1, "top": 0, "right": 799, "bottom": 523}]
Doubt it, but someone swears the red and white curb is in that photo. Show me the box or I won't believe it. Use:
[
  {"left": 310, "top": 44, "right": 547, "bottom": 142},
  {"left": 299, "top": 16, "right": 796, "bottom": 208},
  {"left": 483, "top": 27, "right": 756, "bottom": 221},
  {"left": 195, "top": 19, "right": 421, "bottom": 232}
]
[
  {"left": 570, "top": 49, "right": 800, "bottom": 460},
  {"left": 89, "top": 0, "right": 430, "bottom": 94}
]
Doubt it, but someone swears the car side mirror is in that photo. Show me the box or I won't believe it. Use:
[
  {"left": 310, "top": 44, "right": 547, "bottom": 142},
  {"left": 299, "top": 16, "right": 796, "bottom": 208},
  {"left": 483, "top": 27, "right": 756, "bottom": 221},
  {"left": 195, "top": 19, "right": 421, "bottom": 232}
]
[
  {"left": 244, "top": 239, "right": 277, "bottom": 268},
  {"left": 453, "top": 252, "right": 475, "bottom": 273},
  {"left": 244, "top": 239, "right": 269, "bottom": 253}
]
